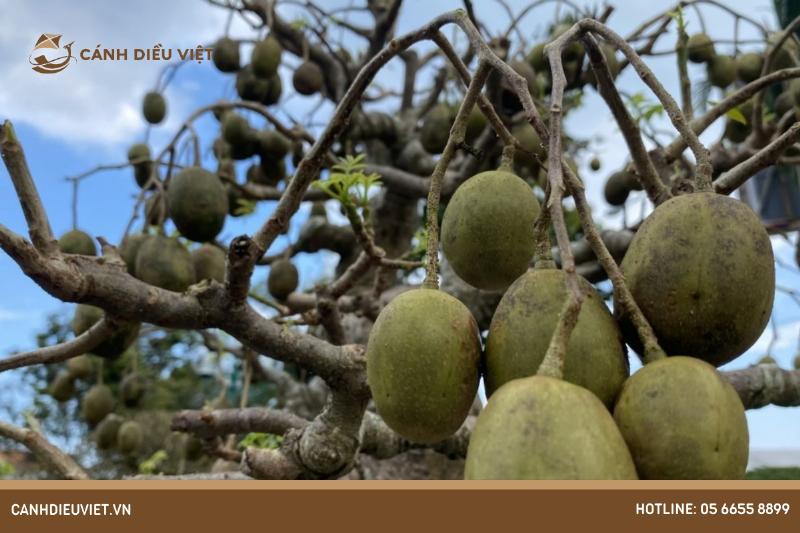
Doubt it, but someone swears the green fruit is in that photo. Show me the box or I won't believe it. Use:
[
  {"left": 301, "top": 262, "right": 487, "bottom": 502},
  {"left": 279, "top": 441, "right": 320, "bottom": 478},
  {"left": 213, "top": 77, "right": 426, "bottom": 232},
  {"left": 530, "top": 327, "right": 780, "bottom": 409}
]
[
  {"left": 724, "top": 118, "right": 751, "bottom": 143},
  {"left": 707, "top": 55, "right": 736, "bottom": 88},
  {"left": 66, "top": 355, "right": 94, "bottom": 380},
  {"left": 736, "top": 52, "right": 763, "bottom": 83},
  {"left": 511, "top": 122, "right": 546, "bottom": 171},
  {"left": 95, "top": 413, "right": 123, "bottom": 450},
  {"left": 222, "top": 112, "right": 256, "bottom": 150},
  {"left": 257, "top": 129, "right": 291, "bottom": 159},
  {"left": 134, "top": 235, "right": 196, "bottom": 292},
  {"left": 192, "top": 243, "right": 226, "bottom": 282},
  {"left": 268, "top": 259, "right": 298, "bottom": 300},
  {"left": 441, "top": 169, "right": 540, "bottom": 290},
  {"left": 185, "top": 435, "right": 204, "bottom": 460},
  {"left": 142, "top": 91, "right": 167, "bottom": 124},
  {"left": 213, "top": 37, "right": 240, "bottom": 73},
  {"left": 236, "top": 64, "right": 270, "bottom": 102},
  {"left": 120, "top": 373, "right": 146, "bottom": 407},
  {"left": 366, "top": 288, "right": 481, "bottom": 444},
  {"left": 72, "top": 304, "right": 140, "bottom": 359},
  {"left": 213, "top": 138, "right": 232, "bottom": 161},
  {"left": 292, "top": 61, "right": 324, "bottom": 95},
  {"left": 50, "top": 371, "right": 76, "bottom": 402},
  {"left": 485, "top": 269, "right": 628, "bottom": 407},
  {"left": 420, "top": 104, "right": 453, "bottom": 154},
  {"left": 58, "top": 229, "right": 97, "bottom": 256},
  {"left": 82, "top": 384, "right": 115, "bottom": 425},
  {"left": 120, "top": 233, "right": 147, "bottom": 274},
  {"left": 127, "top": 143, "right": 153, "bottom": 188},
  {"left": 264, "top": 73, "right": 283, "bottom": 105},
  {"left": 117, "top": 421, "right": 144, "bottom": 455},
  {"left": 614, "top": 356, "right": 748, "bottom": 479},
  {"left": 465, "top": 376, "right": 638, "bottom": 479},
  {"left": 527, "top": 42, "right": 547, "bottom": 71},
  {"left": 246, "top": 161, "right": 281, "bottom": 187},
  {"left": 167, "top": 167, "right": 228, "bottom": 242},
  {"left": 551, "top": 23, "right": 584, "bottom": 61},
  {"left": 768, "top": 33, "right": 798, "bottom": 71},
  {"left": 617, "top": 193, "right": 774, "bottom": 366},
  {"left": 603, "top": 171, "right": 636, "bottom": 206},
  {"left": 251, "top": 36, "right": 282, "bottom": 78},
  {"left": 465, "top": 107, "right": 486, "bottom": 143},
  {"left": 590, "top": 157, "right": 601, "bottom": 171},
  {"left": 758, "top": 355, "right": 777, "bottom": 365},
  {"left": 775, "top": 90, "right": 795, "bottom": 117},
  {"left": 686, "top": 33, "right": 715, "bottom": 63}
]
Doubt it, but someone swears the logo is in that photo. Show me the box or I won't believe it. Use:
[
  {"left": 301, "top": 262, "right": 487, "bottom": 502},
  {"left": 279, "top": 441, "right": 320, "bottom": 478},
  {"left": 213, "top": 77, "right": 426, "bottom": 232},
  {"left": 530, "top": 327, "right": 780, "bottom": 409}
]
[{"left": 29, "top": 33, "right": 76, "bottom": 74}]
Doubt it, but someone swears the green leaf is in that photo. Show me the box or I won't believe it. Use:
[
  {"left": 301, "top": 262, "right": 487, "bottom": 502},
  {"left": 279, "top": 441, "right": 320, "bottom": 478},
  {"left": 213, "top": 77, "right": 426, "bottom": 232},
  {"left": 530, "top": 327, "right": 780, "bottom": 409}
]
[
  {"left": 239, "top": 432, "right": 283, "bottom": 450},
  {"left": 726, "top": 107, "right": 748, "bottom": 125},
  {"left": 138, "top": 450, "right": 168, "bottom": 475}
]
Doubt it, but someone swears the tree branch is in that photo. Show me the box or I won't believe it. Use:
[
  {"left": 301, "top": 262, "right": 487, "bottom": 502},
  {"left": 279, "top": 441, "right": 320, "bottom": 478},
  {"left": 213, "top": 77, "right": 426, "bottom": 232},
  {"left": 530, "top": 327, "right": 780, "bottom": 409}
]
[
  {"left": 0, "top": 420, "right": 89, "bottom": 479},
  {"left": 0, "top": 317, "right": 115, "bottom": 373}
]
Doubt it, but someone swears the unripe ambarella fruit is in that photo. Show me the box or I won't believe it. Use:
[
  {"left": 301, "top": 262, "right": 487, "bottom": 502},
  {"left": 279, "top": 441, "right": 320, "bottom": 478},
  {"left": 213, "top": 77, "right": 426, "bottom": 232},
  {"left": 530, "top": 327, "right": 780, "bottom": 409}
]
[
  {"left": 192, "top": 244, "right": 226, "bottom": 283},
  {"left": 142, "top": 91, "right": 167, "bottom": 124},
  {"left": 466, "top": 376, "right": 638, "bottom": 479},
  {"left": 134, "top": 235, "right": 196, "bottom": 292},
  {"left": 686, "top": 33, "right": 715, "bottom": 63},
  {"left": 618, "top": 192, "right": 774, "bottom": 366},
  {"left": 614, "top": 356, "right": 748, "bottom": 479},
  {"left": 268, "top": 259, "right": 298, "bottom": 300},
  {"left": 167, "top": 167, "right": 228, "bottom": 243},
  {"left": 72, "top": 304, "right": 140, "bottom": 359},
  {"left": 367, "top": 288, "right": 481, "bottom": 444},
  {"left": 485, "top": 269, "right": 628, "bottom": 407},
  {"left": 117, "top": 421, "right": 144, "bottom": 455},
  {"left": 58, "top": 229, "right": 97, "bottom": 256},
  {"left": 82, "top": 384, "right": 115, "bottom": 425},
  {"left": 441, "top": 169, "right": 540, "bottom": 291}
]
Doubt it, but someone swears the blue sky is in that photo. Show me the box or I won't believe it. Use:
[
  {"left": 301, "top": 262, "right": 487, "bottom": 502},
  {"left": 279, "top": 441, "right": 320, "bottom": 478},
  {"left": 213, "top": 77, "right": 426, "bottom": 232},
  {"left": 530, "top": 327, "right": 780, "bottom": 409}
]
[{"left": 1, "top": 0, "right": 798, "bottom": 452}]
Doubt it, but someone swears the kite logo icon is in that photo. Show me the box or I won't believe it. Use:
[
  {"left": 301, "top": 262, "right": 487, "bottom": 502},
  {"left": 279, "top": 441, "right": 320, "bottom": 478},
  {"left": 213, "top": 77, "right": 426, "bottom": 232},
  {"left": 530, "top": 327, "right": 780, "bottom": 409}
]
[{"left": 29, "top": 33, "right": 76, "bottom": 74}]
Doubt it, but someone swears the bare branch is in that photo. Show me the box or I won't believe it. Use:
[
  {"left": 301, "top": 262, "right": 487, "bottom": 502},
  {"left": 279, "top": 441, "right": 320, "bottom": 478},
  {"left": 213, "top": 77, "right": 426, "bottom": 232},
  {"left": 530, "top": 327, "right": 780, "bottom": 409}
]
[
  {"left": 0, "top": 318, "right": 115, "bottom": 373},
  {"left": 0, "top": 420, "right": 89, "bottom": 479},
  {"left": 724, "top": 366, "right": 800, "bottom": 410},
  {"left": 0, "top": 121, "right": 57, "bottom": 254}
]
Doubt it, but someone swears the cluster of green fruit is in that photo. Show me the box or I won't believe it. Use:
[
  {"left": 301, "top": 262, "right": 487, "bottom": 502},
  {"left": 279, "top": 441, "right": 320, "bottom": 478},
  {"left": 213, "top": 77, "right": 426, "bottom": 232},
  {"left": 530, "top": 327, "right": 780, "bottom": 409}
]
[
  {"left": 526, "top": 23, "right": 621, "bottom": 95},
  {"left": 48, "top": 345, "right": 146, "bottom": 455},
  {"left": 213, "top": 34, "right": 324, "bottom": 99},
  {"left": 685, "top": 33, "right": 777, "bottom": 89},
  {"left": 367, "top": 166, "right": 774, "bottom": 479}
]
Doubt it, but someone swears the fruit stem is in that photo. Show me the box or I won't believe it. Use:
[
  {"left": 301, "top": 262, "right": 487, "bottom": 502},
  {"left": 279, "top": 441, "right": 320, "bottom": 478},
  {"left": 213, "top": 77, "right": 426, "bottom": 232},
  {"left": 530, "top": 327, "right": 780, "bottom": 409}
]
[
  {"left": 532, "top": 185, "right": 554, "bottom": 268},
  {"left": 423, "top": 61, "right": 492, "bottom": 289}
]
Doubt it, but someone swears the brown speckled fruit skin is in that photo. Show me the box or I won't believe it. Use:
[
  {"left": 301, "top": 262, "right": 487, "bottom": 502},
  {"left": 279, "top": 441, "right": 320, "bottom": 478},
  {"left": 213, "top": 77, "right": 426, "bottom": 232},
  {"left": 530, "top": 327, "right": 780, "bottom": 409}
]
[
  {"left": 485, "top": 269, "right": 628, "bottom": 408},
  {"left": 441, "top": 170, "right": 540, "bottom": 291},
  {"left": 366, "top": 288, "right": 481, "bottom": 444},
  {"left": 614, "top": 356, "right": 749, "bottom": 479},
  {"left": 465, "top": 376, "right": 638, "bottom": 479},
  {"left": 617, "top": 193, "right": 774, "bottom": 366}
]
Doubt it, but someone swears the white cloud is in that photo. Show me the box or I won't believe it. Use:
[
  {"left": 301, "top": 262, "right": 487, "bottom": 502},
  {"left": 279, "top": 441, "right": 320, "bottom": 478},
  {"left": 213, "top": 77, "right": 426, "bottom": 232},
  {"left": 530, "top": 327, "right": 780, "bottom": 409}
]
[{"left": 0, "top": 0, "right": 251, "bottom": 149}]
